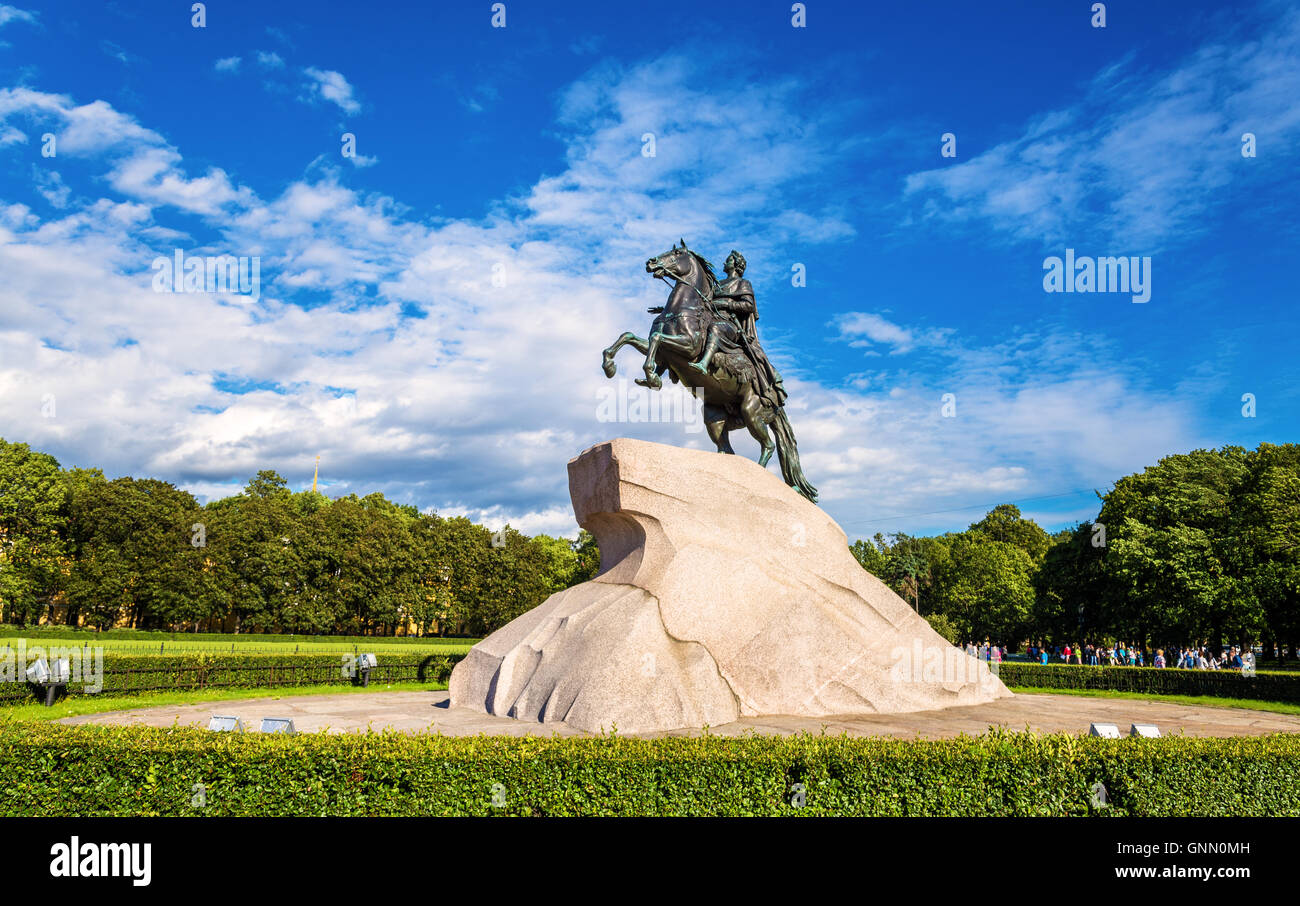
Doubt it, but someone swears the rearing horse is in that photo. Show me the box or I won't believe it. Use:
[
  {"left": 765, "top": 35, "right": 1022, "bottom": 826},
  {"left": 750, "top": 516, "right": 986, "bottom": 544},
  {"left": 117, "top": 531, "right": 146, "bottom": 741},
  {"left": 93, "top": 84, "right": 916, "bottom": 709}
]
[{"left": 601, "top": 240, "right": 818, "bottom": 502}]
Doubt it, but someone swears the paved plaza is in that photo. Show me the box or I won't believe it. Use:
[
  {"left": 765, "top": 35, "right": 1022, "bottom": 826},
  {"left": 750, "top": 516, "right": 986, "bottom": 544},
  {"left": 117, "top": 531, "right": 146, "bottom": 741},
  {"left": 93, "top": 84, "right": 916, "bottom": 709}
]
[{"left": 60, "top": 690, "right": 1300, "bottom": 738}]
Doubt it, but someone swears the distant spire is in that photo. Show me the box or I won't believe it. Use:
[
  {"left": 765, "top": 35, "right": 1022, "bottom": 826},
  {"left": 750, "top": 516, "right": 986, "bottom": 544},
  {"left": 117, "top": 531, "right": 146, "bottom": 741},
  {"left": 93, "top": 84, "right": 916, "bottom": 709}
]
[{"left": 312, "top": 454, "right": 320, "bottom": 494}]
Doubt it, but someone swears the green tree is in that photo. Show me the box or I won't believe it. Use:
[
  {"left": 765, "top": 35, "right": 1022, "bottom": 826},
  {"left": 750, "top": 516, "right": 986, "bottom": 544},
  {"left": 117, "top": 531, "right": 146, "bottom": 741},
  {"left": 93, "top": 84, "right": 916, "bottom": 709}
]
[
  {"left": 202, "top": 473, "right": 301, "bottom": 632},
  {"left": 924, "top": 612, "right": 960, "bottom": 645},
  {"left": 571, "top": 530, "right": 601, "bottom": 584},
  {"left": 1034, "top": 524, "right": 1107, "bottom": 644},
  {"left": 0, "top": 439, "right": 68, "bottom": 625},
  {"left": 850, "top": 534, "right": 889, "bottom": 577},
  {"left": 64, "top": 475, "right": 206, "bottom": 630},
  {"left": 931, "top": 533, "right": 1035, "bottom": 643},
  {"left": 968, "top": 504, "right": 1051, "bottom": 562},
  {"left": 1093, "top": 447, "right": 1257, "bottom": 651},
  {"left": 1233, "top": 444, "right": 1300, "bottom": 657}
]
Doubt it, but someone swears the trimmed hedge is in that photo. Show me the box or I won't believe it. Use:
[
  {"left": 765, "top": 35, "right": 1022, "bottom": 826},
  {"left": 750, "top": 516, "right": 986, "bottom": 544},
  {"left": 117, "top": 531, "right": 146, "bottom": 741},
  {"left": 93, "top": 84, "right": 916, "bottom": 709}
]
[
  {"left": 1, "top": 722, "right": 1297, "bottom": 816},
  {"left": 999, "top": 662, "right": 1300, "bottom": 703},
  {"left": 0, "top": 652, "right": 464, "bottom": 704}
]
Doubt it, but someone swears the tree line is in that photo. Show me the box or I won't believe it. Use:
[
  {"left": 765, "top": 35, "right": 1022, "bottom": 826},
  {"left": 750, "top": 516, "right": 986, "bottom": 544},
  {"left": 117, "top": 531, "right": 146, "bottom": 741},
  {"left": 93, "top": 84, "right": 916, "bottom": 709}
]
[
  {"left": 4, "top": 437, "right": 1297, "bottom": 650},
  {"left": 852, "top": 443, "right": 1300, "bottom": 658},
  {"left": 0, "top": 438, "right": 598, "bottom": 636}
]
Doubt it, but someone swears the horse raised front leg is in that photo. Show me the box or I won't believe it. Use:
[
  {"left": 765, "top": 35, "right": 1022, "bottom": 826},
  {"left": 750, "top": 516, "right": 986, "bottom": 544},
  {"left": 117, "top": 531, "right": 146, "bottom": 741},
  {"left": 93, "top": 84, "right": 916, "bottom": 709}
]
[
  {"left": 602, "top": 332, "right": 648, "bottom": 378},
  {"left": 635, "top": 330, "right": 665, "bottom": 389}
]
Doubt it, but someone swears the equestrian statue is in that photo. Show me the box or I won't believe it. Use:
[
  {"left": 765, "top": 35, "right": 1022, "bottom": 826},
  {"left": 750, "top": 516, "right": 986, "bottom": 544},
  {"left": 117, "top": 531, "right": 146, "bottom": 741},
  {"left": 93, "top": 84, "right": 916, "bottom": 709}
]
[{"left": 601, "top": 241, "right": 818, "bottom": 503}]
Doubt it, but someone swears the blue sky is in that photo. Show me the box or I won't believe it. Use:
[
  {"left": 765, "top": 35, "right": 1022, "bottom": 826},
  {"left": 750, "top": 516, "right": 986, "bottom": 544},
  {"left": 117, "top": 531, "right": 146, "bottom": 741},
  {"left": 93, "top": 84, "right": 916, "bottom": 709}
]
[{"left": 0, "top": 0, "right": 1297, "bottom": 540}]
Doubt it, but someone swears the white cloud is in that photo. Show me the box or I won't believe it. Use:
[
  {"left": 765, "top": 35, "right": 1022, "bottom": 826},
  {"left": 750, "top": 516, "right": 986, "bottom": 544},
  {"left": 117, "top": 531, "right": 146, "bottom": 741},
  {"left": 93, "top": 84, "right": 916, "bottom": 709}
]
[
  {"left": 0, "top": 89, "right": 152, "bottom": 153},
  {"left": 302, "top": 67, "right": 360, "bottom": 115},
  {"left": 32, "top": 167, "right": 69, "bottom": 207},
  {"left": 904, "top": 6, "right": 1300, "bottom": 249},
  {"left": 0, "top": 88, "right": 255, "bottom": 217},
  {"left": 214, "top": 56, "right": 241, "bottom": 73},
  {"left": 256, "top": 51, "right": 285, "bottom": 69},
  {"left": 107, "top": 145, "right": 251, "bottom": 216},
  {"left": 100, "top": 40, "right": 136, "bottom": 66},
  {"left": 796, "top": 327, "right": 1199, "bottom": 536},
  {"left": 0, "top": 5, "right": 36, "bottom": 28},
  {"left": 831, "top": 312, "right": 950, "bottom": 355}
]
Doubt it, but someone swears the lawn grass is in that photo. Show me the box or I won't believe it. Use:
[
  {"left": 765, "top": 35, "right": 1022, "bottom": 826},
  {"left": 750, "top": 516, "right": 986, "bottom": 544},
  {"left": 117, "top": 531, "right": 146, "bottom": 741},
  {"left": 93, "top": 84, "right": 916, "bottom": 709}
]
[
  {"left": 0, "top": 680, "right": 447, "bottom": 722},
  {"left": 1009, "top": 684, "right": 1300, "bottom": 716},
  {"left": 0, "top": 625, "right": 476, "bottom": 643},
  {"left": 0, "top": 636, "right": 475, "bottom": 657}
]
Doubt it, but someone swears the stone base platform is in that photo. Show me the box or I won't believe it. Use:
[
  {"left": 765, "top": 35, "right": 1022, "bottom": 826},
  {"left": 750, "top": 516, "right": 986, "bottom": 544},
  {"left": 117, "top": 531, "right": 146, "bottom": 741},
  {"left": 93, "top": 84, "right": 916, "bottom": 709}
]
[{"left": 450, "top": 438, "right": 1011, "bottom": 734}]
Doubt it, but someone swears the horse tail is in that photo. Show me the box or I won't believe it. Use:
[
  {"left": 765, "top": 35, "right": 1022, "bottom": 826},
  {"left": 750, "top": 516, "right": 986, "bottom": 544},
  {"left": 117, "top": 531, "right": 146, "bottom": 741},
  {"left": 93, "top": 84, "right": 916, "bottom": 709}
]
[{"left": 771, "top": 408, "right": 818, "bottom": 503}]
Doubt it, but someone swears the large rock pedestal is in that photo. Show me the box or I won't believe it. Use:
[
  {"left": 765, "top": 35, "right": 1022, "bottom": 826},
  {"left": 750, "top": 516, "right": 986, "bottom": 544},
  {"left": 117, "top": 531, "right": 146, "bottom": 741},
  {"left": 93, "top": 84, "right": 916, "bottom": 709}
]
[{"left": 449, "top": 438, "right": 1010, "bottom": 733}]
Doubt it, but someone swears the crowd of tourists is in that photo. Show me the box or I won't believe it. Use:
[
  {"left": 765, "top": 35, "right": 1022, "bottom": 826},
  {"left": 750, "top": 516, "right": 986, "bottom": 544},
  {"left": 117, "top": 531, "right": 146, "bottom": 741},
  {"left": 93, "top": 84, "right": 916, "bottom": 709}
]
[
  {"left": 1021, "top": 642, "right": 1260, "bottom": 670},
  {"left": 1029, "top": 642, "right": 1145, "bottom": 666},
  {"left": 957, "top": 640, "right": 1276, "bottom": 671},
  {"left": 963, "top": 642, "right": 1007, "bottom": 663}
]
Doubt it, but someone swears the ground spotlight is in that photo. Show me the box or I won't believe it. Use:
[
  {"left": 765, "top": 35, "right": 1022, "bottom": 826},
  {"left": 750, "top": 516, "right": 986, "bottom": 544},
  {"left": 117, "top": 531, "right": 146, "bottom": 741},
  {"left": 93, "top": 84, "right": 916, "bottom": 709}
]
[
  {"left": 260, "top": 717, "right": 296, "bottom": 734},
  {"left": 26, "top": 657, "right": 71, "bottom": 706},
  {"left": 1089, "top": 723, "right": 1121, "bottom": 738},
  {"left": 1130, "top": 723, "right": 1161, "bottom": 738},
  {"left": 208, "top": 715, "right": 246, "bottom": 732},
  {"left": 24, "top": 658, "right": 49, "bottom": 684},
  {"left": 356, "top": 653, "right": 377, "bottom": 687}
]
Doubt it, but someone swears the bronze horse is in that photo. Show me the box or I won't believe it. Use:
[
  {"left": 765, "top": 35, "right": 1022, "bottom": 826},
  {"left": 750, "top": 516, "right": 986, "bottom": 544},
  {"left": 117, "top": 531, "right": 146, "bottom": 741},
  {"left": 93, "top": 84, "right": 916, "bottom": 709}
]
[{"left": 601, "top": 241, "right": 818, "bottom": 502}]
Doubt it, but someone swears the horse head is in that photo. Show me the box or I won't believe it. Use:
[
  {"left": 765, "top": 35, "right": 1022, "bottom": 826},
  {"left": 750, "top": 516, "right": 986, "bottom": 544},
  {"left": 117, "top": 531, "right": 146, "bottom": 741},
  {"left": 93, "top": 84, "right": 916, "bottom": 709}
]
[{"left": 645, "top": 240, "right": 717, "bottom": 295}]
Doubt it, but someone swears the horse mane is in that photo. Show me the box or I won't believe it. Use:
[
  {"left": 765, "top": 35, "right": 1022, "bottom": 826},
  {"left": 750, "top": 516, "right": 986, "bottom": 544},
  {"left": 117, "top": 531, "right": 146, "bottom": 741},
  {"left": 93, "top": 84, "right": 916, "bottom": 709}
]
[{"left": 683, "top": 248, "right": 719, "bottom": 290}]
